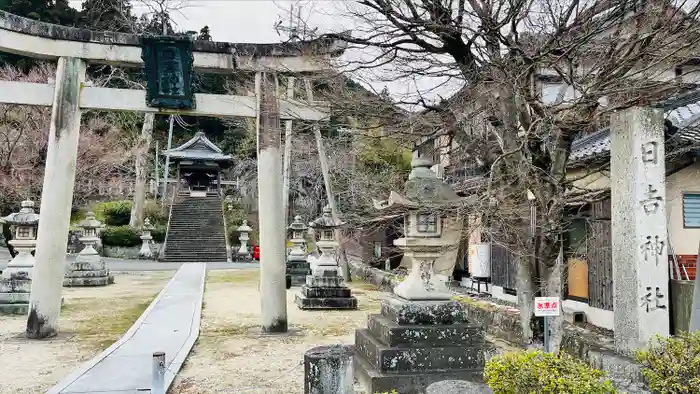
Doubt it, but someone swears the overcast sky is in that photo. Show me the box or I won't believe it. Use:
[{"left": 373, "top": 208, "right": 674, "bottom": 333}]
[{"left": 66, "top": 0, "right": 461, "bottom": 107}]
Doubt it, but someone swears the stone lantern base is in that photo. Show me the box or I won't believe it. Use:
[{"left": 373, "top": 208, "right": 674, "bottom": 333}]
[
  {"left": 0, "top": 272, "right": 31, "bottom": 315},
  {"left": 354, "top": 296, "right": 487, "bottom": 394},
  {"left": 295, "top": 269, "right": 357, "bottom": 310},
  {"left": 286, "top": 258, "right": 311, "bottom": 286},
  {"left": 63, "top": 259, "right": 114, "bottom": 287}
]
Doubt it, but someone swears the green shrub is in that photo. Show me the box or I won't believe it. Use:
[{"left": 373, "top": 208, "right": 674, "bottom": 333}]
[
  {"left": 484, "top": 350, "right": 616, "bottom": 394},
  {"left": 151, "top": 225, "right": 166, "bottom": 243},
  {"left": 144, "top": 201, "right": 168, "bottom": 226},
  {"left": 100, "top": 200, "right": 132, "bottom": 226},
  {"left": 636, "top": 332, "right": 700, "bottom": 394},
  {"left": 101, "top": 226, "right": 141, "bottom": 247}
]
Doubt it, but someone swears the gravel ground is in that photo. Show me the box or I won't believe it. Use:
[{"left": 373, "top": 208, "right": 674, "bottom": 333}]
[
  {"left": 170, "top": 270, "right": 384, "bottom": 394},
  {"left": 171, "top": 271, "right": 518, "bottom": 394},
  {"left": 0, "top": 271, "right": 173, "bottom": 394}
]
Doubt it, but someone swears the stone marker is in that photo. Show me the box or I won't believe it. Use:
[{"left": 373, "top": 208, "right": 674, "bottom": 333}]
[
  {"left": 287, "top": 215, "right": 311, "bottom": 286},
  {"left": 610, "top": 107, "right": 670, "bottom": 352},
  {"left": 304, "top": 345, "right": 354, "bottom": 394},
  {"left": 354, "top": 156, "right": 486, "bottom": 394},
  {"left": 0, "top": 200, "right": 40, "bottom": 315},
  {"left": 426, "top": 380, "right": 492, "bottom": 394},
  {"left": 295, "top": 206, "right": 357, "bottom": 310},
  {"left": 63, "top": 212, "right": 114, "bottom": 287},
  {"left": 139, "top": 218, "right": 155, "bottom": 259}
]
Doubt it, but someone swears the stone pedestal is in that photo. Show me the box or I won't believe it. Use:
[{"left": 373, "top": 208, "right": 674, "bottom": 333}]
[
  {"left": 63, "top": 258, "right": 114, "bottom": 287},
  {"left": 295, "top": 268, "right": 357, "bottom": 310},
  {"left": 287, "top": 259, "right": 311, "bottom": 286},
  {"left": 0, "top": 271, "right": 31, "bottom": 315},
  {"left": 354, "top": 296, "right": 486, "bottom": 394},
  {"left": 610, "top": 107, "right": 670, "bottom": 353},
  {"left": 304, "top": 345, "right": 354, "bottom": 394},
  {"left": 64, "top": 212, "right": 114, "bottom": 287}
]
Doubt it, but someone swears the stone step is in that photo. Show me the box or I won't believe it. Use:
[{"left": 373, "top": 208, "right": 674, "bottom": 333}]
[
  {"left": 164, "top": 251, "right": 227, "bottom": 256},
  {"left": 380, "top": 297, "right": 470, "bottom": 325},
  {"left": 300, "top": 285, "right": 351, "bottom": 298},
  {"left": 295, "top": 294, "right": 358, "bottom": 310},
  {"left": 354, "top": 329, "right": 485, "bottom": 375},
  {"left": 353, "top": 350, "right": 483, "bottom": 394},
  {"left": 366, "top": 314, "right": 484, "bottom": 348}
]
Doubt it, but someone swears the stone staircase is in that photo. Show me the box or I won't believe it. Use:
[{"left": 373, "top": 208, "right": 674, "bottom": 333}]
[{"left": 161, "top": 192, "right": 228, "bottom": 263}]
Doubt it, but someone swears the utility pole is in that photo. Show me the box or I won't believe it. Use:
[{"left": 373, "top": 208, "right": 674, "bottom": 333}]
[{"left": 161, "top": 115, "right": 174, "bottom": 209}]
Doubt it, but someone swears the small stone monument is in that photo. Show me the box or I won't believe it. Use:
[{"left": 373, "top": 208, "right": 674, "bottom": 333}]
[
  {"left": 287, "top": 215, "right": 311, "bottom": 286},
  {"left": 139, "top": 218, "right": 155, "bottom": 259},
  {"left": 236, "top": 220, "right": 252, "bottom": 259},
  {"left": 295, "top": 206, "right": 357, "bottom": 310},
  {"left": 63, "top": 212, "right": 114, "bottom": 287},
  {"left": 0, "top": 199, "right": 40, "bottom": 314},
  {"left": 354, "top": 156, "right": 486, "bottom": 394}
]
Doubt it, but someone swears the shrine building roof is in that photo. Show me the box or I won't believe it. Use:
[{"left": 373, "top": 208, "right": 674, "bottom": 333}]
[{"left": 163, "top": 132, "right": 233, "bottom": 162}]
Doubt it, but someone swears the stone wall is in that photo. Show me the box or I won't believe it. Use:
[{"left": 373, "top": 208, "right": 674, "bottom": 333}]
[
  {"left": 102, "top": 243, "right": 161, "bottom": 260},
  {"left": 347, "top": 258, "right": 651, "bottom": 393}
]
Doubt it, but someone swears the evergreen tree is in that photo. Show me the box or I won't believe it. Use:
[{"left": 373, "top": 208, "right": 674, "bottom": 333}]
[
  {"left": 78, "top": 0, "right": 136, "bottom": 32},
  {"left": 197, "top": 25, "right": 211, "bottom": 41}
]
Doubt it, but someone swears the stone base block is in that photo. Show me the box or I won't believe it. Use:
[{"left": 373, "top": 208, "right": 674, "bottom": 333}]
[
  {"left": 354, "top": 350, "right": 483, "bottom": 394},
  {"left": 69, "top": 260, "right": 106, "bottom": 271},
  {"left": 63, "top": 274, "right": 114, "bottom": 287},
  {"left": 355, "top": 329, "right": 484, "bottom": 374},
  {"left": 289, "top": 274, "right": 308, "bottom": 286},
  {"left": 0, "top": 291, "right": 29, "bottom": 304},
  {"left": 367, "top": 314, "right": 484, "bottom": 348},
  {"left": 295, "top": 294, "right": 358, "bottom": 310},
  {"left": 287, "top": 268, "right": 312, "bottom": 276},
  {"left": 302, "top": 285, "right": 352, "bottom": 298},
  {"left": 305, "top": 275, "right": 344, "bottom": 288},
  {"left": 381, "top": 296, "right": 469, "bottom": 325},
  {"left": 0, "top": 302, "right": 28, "bottom": 315},
  {"left": 286, "top": 259, "right": 309, "bottom": 268},
  {"left": 64, "top": 269, "right": 110, "bottom": 278},
  {"left": 0, "top": 278, "right": 31, "bottom": 293}
]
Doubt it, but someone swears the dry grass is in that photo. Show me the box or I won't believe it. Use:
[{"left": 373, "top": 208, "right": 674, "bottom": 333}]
[
  {"left": 0, "top": 271, "right": 172, "bottom": 394},
  {"left": 171, "top": 272, "right": 385, "bottom": 394}
]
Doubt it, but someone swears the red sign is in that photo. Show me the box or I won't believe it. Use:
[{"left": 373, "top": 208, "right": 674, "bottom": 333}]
[{"left": 534, "top": 297, "right": 561, "bottom": 317}]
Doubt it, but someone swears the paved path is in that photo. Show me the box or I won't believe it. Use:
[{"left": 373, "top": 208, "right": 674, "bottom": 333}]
[
  {"left": 0, "top": 249, "right": 258, "bottom": 272},
  {"left": 48, "top": 263, "right": 207, "bottom": 394}
]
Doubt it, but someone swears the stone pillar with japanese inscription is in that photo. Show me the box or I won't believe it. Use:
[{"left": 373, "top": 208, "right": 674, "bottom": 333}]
[{"left": 610, "top": 106, "right": 670, "bottom": 354}]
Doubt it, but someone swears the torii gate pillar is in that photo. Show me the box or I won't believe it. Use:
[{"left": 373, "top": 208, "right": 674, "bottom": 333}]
[{"left": 26, "top": 57, "right": 86, "bottom": 339}]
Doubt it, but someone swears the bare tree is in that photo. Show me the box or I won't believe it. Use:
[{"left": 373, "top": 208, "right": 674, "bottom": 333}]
[{"left": 313, "top": 0, "right": 700, "bottom": 350}]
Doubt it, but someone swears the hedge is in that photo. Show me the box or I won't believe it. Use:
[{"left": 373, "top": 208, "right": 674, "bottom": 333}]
[
  {"left": 100, "top": 200, "right": 132, "bottom": 226},
  {"left": 101, "top": 226, "right": 141, "bottom": 247},
  {"left": 484, "top": 350, "right": 616, "bottom": 394},
  {"left": 636, "top": 331, "right": 700, "bottom": 394}
]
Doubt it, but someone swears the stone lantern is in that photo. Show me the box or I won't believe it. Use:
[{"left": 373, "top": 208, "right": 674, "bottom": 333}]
[
  {"left": 63, "top": 212, "right": 114, "bottom": 287},
  {"left": 139, "top": 218, "right": 154, "bottom": 259},
  {"left": 0, "top": 199, "right": 39, "bottom": 315},
  {"left": 354, "top": 155, "right": 485, "bottom": 394},
  {"left": 296, "top": 205, "right": 357, "bottom": 310},
  {"left": 1, "top": 199, "right": 40, "bottom": 279},
  {"left": 373, "top": 156, "right": 462, "bottom": 300},
  {"left": 286, "top": 215, "right": 311, "bottom": 286},
  {"left": 236, "top": 220, "right": 252, "bottom": 258}
]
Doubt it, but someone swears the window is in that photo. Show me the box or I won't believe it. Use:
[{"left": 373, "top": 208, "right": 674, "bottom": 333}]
[
  {"left": 417, "top": 214, "right": 437, "bottom": 233},
  {"left": 683, "top": 193, "right": 700, "bottom": 228}
]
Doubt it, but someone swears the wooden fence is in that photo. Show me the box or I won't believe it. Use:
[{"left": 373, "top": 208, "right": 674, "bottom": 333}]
[
  {"left": 587, "top": 220, "right": 614, "bottom": 310},
  {"left": 491, "top": 242, "right": 518, "bottom": 291}
]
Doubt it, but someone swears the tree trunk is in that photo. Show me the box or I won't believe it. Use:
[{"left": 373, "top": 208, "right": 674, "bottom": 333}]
[
  {"left": 517, "top": 253, "right": 537, "bottom": 346},
  {"left": 545, "top": 246, "right": 565, "bottom": 353},
  {"left": 129, "top": 113, "right": 155, "bottom": 228}
]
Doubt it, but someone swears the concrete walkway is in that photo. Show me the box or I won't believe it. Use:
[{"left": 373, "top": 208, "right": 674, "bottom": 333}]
[{"left": 48, "top": 263, "right": 206, "bottom": 394}]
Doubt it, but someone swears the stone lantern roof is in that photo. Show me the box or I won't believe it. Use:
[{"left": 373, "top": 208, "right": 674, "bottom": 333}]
[
  {"left": 373, "top": 156, "right": 461, "bottom": 212},
  {"left": 309, "top": 206, "right": 344, "bottom": 230},
  {"left": 79, "top": 212, "right": 101, "bottom": 229},
  {"left": 2, "top": 200, "right": 40, "bottom": 225},
  {"left": 288, "top": 215, "right": 308, "bottom": 231},
  {"left": 237, "top": 220, "right": 252, "bottom": 233}
]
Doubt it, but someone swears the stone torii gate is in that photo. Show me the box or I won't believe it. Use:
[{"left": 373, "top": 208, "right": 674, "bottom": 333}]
[{"left": 0, "top": 11, "right": 345, "bottom": 338}]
